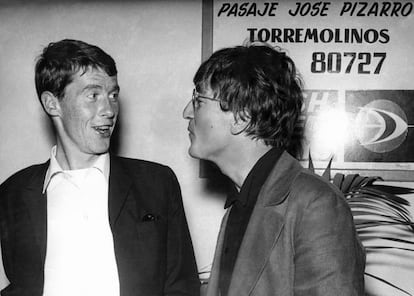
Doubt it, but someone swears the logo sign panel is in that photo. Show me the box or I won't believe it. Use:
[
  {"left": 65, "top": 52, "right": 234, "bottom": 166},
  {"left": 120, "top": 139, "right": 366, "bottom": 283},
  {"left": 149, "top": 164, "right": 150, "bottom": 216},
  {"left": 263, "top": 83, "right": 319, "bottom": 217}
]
[
  {"left": 345, "top": 90, "right": 414, "bottom": 162},
  {"left": 203, "top": 0, "right": 414, "bottom": 180}
]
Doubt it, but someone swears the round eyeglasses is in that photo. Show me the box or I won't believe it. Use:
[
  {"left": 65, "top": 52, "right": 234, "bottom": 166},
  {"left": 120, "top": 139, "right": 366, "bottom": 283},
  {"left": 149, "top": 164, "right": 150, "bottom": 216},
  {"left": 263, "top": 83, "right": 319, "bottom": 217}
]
[{"left": 192, "top": 89, "right": 220, "bottom": 109}]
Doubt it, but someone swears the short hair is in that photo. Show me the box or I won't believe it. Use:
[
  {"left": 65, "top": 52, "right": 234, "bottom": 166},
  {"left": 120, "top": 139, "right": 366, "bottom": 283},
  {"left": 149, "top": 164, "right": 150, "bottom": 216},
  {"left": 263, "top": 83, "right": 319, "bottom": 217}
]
[
  {"left": 193, "top": 42, "right": 303, "bottom": 150},
  {"left": 35, "top": 39, "right": 117, "bottom": 100}
]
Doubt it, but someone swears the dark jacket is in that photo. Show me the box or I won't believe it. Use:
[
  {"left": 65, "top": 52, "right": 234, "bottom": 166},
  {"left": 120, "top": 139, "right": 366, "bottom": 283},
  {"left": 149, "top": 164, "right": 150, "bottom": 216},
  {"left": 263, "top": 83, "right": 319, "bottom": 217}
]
[{"left": 0, "top": 155, "right": 200, "bottom": 296}]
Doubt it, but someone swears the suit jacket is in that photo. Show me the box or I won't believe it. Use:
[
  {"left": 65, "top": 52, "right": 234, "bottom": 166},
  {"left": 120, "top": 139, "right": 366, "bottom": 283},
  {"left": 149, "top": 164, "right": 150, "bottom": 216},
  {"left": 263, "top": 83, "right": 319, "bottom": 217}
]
[
  {"left": 0, "top": 155, "right": 200, "bottom": 296},
  {"left": 206, "top": 152, "right": 365, "bottom": 296}
]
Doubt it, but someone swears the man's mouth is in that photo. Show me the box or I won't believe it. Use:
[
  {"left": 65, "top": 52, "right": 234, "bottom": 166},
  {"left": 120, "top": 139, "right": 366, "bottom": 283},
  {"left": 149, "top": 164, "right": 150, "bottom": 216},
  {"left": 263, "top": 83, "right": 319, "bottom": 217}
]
[
  {"left": 93, "top": 125, "right": 112, "bottom": 137},
  {"left": 187, "top": 124, "right": 194, "bottom": 135}
]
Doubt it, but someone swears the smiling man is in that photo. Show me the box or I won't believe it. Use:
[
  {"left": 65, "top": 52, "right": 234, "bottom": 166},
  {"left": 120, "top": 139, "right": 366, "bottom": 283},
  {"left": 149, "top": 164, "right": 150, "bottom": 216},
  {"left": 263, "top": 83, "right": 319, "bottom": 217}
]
[
  {"left": 183, "top": 43, "right": 365, "bottom": 296},
  {"left": 0, "top": 39, "right": 199, "bottom": 296}
]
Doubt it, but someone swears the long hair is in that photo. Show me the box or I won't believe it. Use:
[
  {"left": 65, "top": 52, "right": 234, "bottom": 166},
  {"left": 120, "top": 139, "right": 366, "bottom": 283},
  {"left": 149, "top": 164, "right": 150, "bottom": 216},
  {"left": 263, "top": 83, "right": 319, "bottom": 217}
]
[{"left": 193, "top": 43, "right": 303, "bottom": 150}]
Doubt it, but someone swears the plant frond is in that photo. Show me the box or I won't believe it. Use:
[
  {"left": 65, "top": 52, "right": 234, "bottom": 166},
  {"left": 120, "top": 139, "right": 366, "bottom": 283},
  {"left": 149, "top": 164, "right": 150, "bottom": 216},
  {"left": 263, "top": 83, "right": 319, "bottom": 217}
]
[
  {"left": 369, "top": 185, "right": 414, "bottom": 196},
  {"left": 348, "top": 199, "right": 412, "bottom": 224},
  {"left": 332, "top": 173, "right": 344, "bottom": 189},
  {"left": 334, "top": 173, "right": 382, "bottom": 193},
  {"left": 357, "top": 187, "right": 411, "bottom": 206},
  {"left": 329, "top": 171, "right": 414, "bottom": 295},
  {"left": 353, "top": 220, "right": 414, "bottom": 230},
  {"left": 364, "top": 246, "right": 414, "bottom": 252},
  {"left": 365, "top": 272, "right": 413, "bottom": 296}
]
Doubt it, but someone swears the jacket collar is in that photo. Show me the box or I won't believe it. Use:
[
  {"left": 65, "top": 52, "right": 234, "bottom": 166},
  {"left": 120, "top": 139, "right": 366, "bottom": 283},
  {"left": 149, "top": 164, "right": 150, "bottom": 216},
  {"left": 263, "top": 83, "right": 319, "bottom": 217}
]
[
  {"left": 22, "top": 155, "right": 134, "bottom": 263},
  {"left": 108, "top": 155, "right": 133, "bottom": 227},
  {"left": 26, "top": 156, "right": 130, "bottom": 225},
  {"left": 227, "top": 151, "right": 304, "bottom": 296},
  {"left": 259, "top": 151, "right": 304, "bottom": 207},
  {"left": 22, "top": 162, "right": 49, "bottom": 264}
]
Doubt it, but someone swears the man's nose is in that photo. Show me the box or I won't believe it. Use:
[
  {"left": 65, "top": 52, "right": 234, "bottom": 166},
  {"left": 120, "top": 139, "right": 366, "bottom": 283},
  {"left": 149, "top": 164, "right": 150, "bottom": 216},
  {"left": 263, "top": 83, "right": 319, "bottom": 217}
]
[
  {"left": 100, "top": 97, "right": 117, "bottom": 118},
  {"left": 183, "top": 100, "right": 194, "bottom": 119}
]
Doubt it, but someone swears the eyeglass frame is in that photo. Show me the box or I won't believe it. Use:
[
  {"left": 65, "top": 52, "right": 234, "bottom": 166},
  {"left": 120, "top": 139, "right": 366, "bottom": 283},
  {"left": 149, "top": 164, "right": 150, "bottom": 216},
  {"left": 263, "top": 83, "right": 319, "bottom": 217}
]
[{"left": 191, "top": 89, "right": 220, "bottom": 109}]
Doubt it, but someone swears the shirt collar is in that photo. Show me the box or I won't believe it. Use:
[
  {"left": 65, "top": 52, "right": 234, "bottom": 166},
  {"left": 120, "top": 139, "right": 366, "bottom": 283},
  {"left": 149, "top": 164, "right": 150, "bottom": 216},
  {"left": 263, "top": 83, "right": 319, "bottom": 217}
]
[
  {"left": 224, "top": 185, "right": 240, "bottom": 209},
  {"left": 43, "top": 146, "right": 110, "bottom": 193}
]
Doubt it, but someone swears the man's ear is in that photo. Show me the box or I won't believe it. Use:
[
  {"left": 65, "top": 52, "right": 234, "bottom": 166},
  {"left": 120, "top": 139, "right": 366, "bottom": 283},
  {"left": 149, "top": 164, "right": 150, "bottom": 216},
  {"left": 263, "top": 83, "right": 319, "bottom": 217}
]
[
  {"left": 40, "top": 91, "right": 61, "bottom": 117},
  {"left": 230, "top": 112, "right": 250, "bottom": 135}
]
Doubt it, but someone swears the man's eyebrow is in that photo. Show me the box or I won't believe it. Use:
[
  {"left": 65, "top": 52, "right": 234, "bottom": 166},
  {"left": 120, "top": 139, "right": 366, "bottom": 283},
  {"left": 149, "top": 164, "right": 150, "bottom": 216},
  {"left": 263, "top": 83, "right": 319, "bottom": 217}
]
[
  {"left": 81, "top": 84, "right": 120, "bottom": 92},
  {"left": 81, "top": 84, "right": 103, "bottom": 92}
]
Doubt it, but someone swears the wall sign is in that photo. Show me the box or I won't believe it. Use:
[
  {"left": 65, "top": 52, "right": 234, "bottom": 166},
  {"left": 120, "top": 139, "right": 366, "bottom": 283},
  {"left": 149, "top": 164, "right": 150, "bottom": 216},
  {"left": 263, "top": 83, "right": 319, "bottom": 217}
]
[{"left": 202, "top": 0, "right": 414, "bottom": 181}]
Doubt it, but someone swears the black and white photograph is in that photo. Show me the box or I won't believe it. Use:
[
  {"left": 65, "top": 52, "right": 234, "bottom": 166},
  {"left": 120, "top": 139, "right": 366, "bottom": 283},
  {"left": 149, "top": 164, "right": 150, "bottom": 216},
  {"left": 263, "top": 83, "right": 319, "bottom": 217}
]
[{"left": 1, "top": 1, "right": 413, "bottom": 295}]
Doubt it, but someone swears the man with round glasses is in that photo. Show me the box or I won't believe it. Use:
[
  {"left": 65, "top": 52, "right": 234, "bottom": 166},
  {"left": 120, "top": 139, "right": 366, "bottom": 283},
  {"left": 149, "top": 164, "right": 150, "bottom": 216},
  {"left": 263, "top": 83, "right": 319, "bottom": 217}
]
[{"left": 183, "top": 42, "right": 365, "bottom": 296}]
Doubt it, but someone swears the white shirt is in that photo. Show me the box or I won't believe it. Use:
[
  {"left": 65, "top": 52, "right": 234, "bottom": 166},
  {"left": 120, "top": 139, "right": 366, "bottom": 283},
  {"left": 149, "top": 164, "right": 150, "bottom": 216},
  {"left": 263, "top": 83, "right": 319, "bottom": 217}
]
[{"left": 42, "top": 146, "right": 119, "bottom": 296}]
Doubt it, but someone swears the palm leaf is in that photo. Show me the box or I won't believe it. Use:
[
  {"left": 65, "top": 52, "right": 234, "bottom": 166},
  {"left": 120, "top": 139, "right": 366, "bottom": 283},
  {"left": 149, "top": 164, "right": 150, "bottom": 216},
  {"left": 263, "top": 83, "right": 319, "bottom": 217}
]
[
  {"left": 334, "top": 172, "right": 414, "bottom": 296},
  {"left": 365, "top": 272, "right": 413, "bottom": 296},
  {"left": 364, "top": 246, "right": 414, "bottom": 252},
  {"left": 308, "top": 157, "right": 414, "bottom": 295}
]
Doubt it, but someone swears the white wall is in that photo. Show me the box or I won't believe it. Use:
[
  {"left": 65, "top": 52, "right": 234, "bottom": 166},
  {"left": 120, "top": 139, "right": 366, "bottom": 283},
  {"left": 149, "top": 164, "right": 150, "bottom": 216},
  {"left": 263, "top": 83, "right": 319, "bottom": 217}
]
[{"left": 0, "top": 0, "right": 226, "bottom": 288}]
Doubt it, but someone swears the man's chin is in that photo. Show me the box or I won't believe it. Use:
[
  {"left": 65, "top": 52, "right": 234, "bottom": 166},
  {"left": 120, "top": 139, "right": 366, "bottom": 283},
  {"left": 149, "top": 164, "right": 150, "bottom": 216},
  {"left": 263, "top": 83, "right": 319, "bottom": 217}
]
[
  {"left": 188, "top": 147, "right": 202, "bottom": 160},
  {"left": 93, "top": 143, "right": 110, "bottom": 155}
]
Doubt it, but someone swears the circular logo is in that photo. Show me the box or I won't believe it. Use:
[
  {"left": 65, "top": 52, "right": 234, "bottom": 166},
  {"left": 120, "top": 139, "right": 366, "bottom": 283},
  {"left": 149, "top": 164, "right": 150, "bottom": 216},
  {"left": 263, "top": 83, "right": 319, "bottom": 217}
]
[{"left": 354, "top": 99, "right": 408, "bottom": 153}]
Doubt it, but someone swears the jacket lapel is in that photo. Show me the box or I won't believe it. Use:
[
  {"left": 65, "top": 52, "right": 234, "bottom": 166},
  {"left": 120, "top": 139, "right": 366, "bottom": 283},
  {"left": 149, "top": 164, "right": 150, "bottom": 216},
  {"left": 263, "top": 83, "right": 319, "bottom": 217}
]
[
  {"left": 22, "top": 162, "right": 49, "bottom": 263},
  {"left": 228, "top": 152, "right": 303, "bottom": 296},
  {"left": 108, "top": 156, "right": 133, "bottom": 227},
  {"left": 206, "top": 209, "right": 230, "bottom": 296}
]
